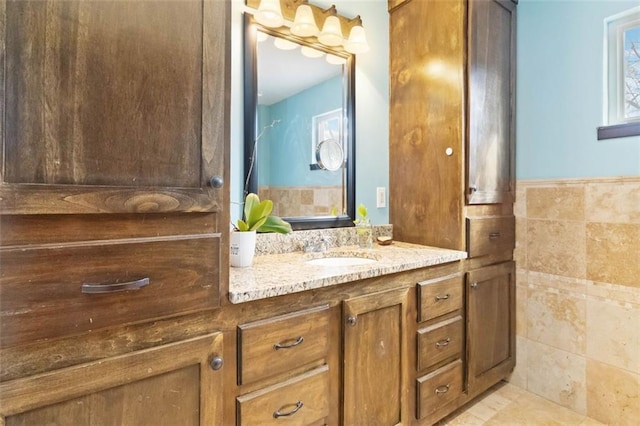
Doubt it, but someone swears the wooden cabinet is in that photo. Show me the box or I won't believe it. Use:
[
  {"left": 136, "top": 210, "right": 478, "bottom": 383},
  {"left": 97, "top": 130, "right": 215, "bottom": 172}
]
[
  {"left": 0, "top": 1, "right": 230, "bottom": 424},
  {"left": 343, "top": 287, "right": 409, "bottom": 426},
  {"left": 236, "top": 306, "right": 333, "bottom": 425},
  {"left": 467, "top": 262, "right": 516, "bottom": 396},
  {"left": 0, "top": 333, "right": 225, "bottom": 425},
  {"left": 2, "top": 0, "right": 228, "bottom": 215}
]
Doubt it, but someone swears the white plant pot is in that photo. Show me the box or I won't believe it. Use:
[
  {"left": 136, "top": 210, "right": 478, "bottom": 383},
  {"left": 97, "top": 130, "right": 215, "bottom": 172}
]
[{"left": 230, "top": 230, "right": 257, "bottom": 268}]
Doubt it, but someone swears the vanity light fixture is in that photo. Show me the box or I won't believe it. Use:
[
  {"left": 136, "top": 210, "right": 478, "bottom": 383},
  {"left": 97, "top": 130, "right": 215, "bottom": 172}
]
[
  {"left": 254, "top": 0, "right": 283, "bottom": 28},
  {"left": 290, "top": 4, "right": 318, "bottom": 37},
  {"left": 318, "top": 14, "right": 343, "bottom": 46},
  {"left": 248, "top": 0, "right": 369, "bottom": 55},
  {"left": 343, "top": 17, "right": 369, "bottom": 54}
]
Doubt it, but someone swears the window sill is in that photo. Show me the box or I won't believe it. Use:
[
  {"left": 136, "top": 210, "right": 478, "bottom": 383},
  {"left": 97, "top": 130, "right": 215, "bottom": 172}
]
[{"left": 597, "top": 122, "right": 640, "bottom": 140}]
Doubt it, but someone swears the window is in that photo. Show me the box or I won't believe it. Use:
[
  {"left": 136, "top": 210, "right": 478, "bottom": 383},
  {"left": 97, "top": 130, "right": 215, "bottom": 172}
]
[{"left": 599, "top": 6, "right": 640, "bottom": 139}]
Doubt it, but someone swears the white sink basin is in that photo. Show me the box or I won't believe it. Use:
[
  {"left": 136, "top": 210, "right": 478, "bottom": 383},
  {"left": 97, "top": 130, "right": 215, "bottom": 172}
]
[{"left": 305, "top": 256, "right": 377, "bottom": 267}]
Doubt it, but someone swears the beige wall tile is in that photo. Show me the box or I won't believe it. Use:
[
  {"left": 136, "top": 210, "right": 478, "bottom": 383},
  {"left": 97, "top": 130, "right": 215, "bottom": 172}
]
[
  {"left": 587, "top": 281, "right": 640, "bottom": 305},
  {"left": 527, "top": 186, "right": 585, "bottom": 221},
  {"left": 529, "top": 271, "right": 587, "bottom": 294},
  {"left": 489, "top": 390, "right": 587, "bottom": 424},
  {"left": 514, "top": 217, "right": 527, "bottom": 268},
  {"left": 526, "top": 285, "right": 586, "bottom": 354},
  {"left": 526, "top": 340, "right": 587, "bottom": 414},
  {"left": 586, "top": 359, "right": 640, "bottom": 425},
  {"left": 514, "top": 184, "right": 527, "bottom": 218},
  {"left": 516, "top": 280, "right": 527, "bottom": 337},
  {"left": 585, "top": 181, "right": 640, "bottom": 224},
  {"left": 507, "top": 335, "right": 528, "bottom": 389},
  {"left": 586, "top": 297, "right": 640, "bottom": 374},
  {"left": 527, "top": 219, "right": 586, "bottom": 279},
  {"left": 586, "top": 223, "right": 640, "bottom": 288}
]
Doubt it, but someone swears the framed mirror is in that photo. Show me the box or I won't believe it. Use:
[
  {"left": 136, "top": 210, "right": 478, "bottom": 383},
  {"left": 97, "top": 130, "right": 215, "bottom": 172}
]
[{"left": 243, "top": 15, "right": 355, "bottom": 230}]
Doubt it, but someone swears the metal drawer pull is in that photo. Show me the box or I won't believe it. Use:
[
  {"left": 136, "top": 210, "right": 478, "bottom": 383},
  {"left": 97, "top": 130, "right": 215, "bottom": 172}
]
[
  {"left": 489, "top": 232, "right": 501, "bottom": 239},
  {"left": 273, "top": 401, "right": 303, "bottom": 418},
  {"left": 434, "top": 384, "right": 451, "bottom": 395},
  {"left": 274, "top": 336, "right": 304, "bottom": 350},
  {"left": 434, "top": 294, "right": 450, "bottom": 301},
  {"left": 435, "top": 338, "right": 451, "bottom": 348},
  {"left": 82, "top": 277, "right": 149, "bottom": 294}
]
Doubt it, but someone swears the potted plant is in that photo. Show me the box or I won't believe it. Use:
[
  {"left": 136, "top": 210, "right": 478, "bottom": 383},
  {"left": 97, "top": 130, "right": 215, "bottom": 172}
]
[{"left": 230, "top": 193, "right": 292, "bottom": 267}]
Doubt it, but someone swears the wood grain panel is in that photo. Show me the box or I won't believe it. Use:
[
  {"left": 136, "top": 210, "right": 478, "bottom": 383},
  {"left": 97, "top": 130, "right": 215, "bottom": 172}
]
[
  {"left": 416, "top": 359, "right": 463, "bottom": 420},
  {"left": 389, "top": 0, "right": 465, "bottom": 251},
  {"left": 236, "top": 365, "right": 329, "bottom": 426},
  {"left": 0, "top": 235, "right": 220, "bottom": 348},
  {"left": 417, "top": 315, "right": 463, "bottom": 372},
  {"left": 0, "top": 333, "right": 224, "bottom": 425},
  {"left": 467, "top": 261, "right": 516, "bottom": 394},
  {"left": 467, "top": 0, "right": 516, "bottom": 204},
  {"left": 466, "top": 215, "right": 515, "bottom": 258},
  {"left": 343, "top": 287, "right": 408, "bottom": 425},
  {"left": 237, "top": 305, "right": 330, "bottom": 385},
  {"left": 418, "top": 274, "right": 464, "bottom": 322}
]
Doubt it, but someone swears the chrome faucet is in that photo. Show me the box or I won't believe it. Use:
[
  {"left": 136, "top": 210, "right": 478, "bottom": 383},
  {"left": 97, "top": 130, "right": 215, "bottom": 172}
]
[{"left": 304, "top": 237, "right": 329, "bottom": 253}]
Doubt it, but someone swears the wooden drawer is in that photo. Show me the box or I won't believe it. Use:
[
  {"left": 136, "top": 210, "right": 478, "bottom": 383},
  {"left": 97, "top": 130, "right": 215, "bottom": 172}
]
[
  {"left": 466, "top": 216, "right": 515, "bottom": 257},
  {"left": 237, "top": 365, "right": 330, "bottom": 426},
  {"left": 417, "top": 274, "right": 463, "bottom": 322},
  {"left": 417, "top": 315, "right": 463, "bottom": 372},
  {"left": 238, "top": 305, "right": 330, "bottom": 385},
  {"left": 416, "top": 360, "right": 463, "bottom": 420},
  {"left": 0, "top": 235, "right": 220, "bottom": 348}
]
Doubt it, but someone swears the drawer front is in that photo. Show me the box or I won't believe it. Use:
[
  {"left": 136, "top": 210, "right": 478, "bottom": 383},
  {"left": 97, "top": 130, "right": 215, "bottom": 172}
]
[
  {"left": 417, "top": 274, "right": 463, "bottom": 322},
  {"left": 417, "top": 315, "right": 463, "bottom": 371},
  {"left": 466, "top": 216, "right": 515, "bottom": 258},
  {"left": 0, "top": 235, "right": 219, "bottom": 348},
  {"left": 416, "top": 360, "right": 463, "bottom": 420},
  {"left": 238, "top": 305, "right": 330, "bottom": 385},
  {"left": 237, "top": 365, "right": 330, "bottom": 426}
]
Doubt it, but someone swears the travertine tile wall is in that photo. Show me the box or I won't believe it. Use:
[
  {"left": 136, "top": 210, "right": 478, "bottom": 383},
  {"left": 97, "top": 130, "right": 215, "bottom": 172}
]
[
  {"left": 509, "top": 177, "right": 639, "bottom": 425},
  {"left": 258, "top": 186, "right": 343, "bottom": 217}
]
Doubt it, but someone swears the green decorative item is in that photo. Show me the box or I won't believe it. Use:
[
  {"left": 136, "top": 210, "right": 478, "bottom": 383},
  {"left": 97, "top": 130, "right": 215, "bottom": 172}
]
[
  {"left": 235, "top": 193, "right": 292, "bottom": 234},
  {"left": 354, "top": 203, "right": 372, "bottom": 249}
]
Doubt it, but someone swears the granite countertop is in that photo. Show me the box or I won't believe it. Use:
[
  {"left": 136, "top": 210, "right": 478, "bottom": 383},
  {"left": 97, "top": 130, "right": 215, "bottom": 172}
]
[{"left": 228, "top": 241, "right": 467, "bottom": 304}]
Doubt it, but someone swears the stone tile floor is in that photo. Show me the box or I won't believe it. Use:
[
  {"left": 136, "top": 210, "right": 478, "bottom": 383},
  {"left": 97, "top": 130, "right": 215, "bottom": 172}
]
[{"left": 437, "top": 382, "right": 604, "bottom": 425}]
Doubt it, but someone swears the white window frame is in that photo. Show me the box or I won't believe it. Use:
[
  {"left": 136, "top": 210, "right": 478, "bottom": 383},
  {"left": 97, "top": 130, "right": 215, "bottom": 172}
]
[{"left": 604, "top": 6, "right": 640, "bottom": 126}]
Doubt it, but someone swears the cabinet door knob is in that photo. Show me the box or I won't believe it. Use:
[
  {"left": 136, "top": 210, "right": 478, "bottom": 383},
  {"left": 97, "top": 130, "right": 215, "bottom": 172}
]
[
  {"left": 346, "top": 315, "right": 357, "bottom": 326},
  {"left": 210, "top": 355, "right": 223, "bottom": 371},
  {"left": 209, "top": 176, "right": 224, "bottom": 188},
  {"left": 470, "top": 282, "right": 478, "bottom": 289},
  {"left": 469, "top": 185, "right": 477, "bottom": 193}
]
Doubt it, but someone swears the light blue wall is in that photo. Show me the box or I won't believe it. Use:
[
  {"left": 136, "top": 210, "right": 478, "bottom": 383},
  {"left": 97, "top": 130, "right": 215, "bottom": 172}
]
[
  {"left": 230, "top": 0, "right": 390, "bottom": 225},
  {"left": 260, "top": 76, "right": 342, "bottom": 186},
  {"left": 517, "top": 0, "right": 640, "bottom": 180}
]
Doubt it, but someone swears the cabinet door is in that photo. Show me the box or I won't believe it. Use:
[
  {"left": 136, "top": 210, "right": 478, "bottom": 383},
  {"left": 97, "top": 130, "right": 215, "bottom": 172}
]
[
  {"left": 0, "top": 333, "right": 224, "bottom": 425},
  {"left": 343, "top": 287, "right": 408, "bottom": 426},
  {"left": 467, "top": 262, "right": 515, "bottom": 394},
  {"left": 467, "top": 0, "right": 516, "bottom": 204},
  {"left": 1, "top": 0, "right": 229, "bottom": 214}
]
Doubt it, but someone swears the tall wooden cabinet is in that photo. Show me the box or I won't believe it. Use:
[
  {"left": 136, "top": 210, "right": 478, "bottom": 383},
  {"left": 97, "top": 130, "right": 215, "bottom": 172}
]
[
  {"left": 389, "top": 0, "right": 517, "bottom": 422},
  {"left": 0, "top": 0, "right": 230, "bottom": 424}
]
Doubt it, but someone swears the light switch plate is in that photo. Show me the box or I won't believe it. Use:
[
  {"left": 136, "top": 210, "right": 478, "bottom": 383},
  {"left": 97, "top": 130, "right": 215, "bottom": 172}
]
[{"left": 376, "top": 187, "right": 386, "bottom": 208}]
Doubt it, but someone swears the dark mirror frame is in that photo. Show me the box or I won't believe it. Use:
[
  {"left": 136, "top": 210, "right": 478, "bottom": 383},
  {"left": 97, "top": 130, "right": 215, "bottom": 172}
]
[{"left": 243, "top": 15, "right": 356, "bottom": 230}]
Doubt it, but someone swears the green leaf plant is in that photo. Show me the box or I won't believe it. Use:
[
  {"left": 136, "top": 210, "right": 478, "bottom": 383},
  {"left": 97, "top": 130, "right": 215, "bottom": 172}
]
[
  {"left": 353, "top": 203, "right": 369, "bottom": 225},
  {"left": 235, "top": 193, "right": 292, "bottom": 234}
]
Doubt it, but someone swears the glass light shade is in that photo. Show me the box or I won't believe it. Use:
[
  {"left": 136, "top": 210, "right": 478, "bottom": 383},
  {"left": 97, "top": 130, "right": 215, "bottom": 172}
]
[
  {"left": 290, "top": 5, "right": 318, "bottom": 37},
  {"left": 254, "top": 0, "right": 283, "bottom": 28},
  {"left": 318, "top": 15, "right": 343, "bottom": 46},
  {"left": 326, "top": 53, "right": 346, "bottom": 65},
  {"left": 274, "top": 37, "right": 298, "bottom": 50},
  {"left": 344, "top": 25, "right": 369, "bottom": 54},
  {"left": 301, "top": 46, "right": 324, "bottom": 58}
]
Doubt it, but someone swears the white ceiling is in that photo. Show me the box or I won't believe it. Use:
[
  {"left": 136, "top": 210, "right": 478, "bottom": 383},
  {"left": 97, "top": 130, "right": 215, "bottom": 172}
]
[{"left": 256, "top": 33, "right": 343, "bottom": 106}]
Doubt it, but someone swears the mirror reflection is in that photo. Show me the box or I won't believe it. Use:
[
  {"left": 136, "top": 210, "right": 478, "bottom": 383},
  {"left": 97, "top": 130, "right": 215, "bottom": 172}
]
[{"left": 244, "top": 22, "right": 355, "bottom": 230}]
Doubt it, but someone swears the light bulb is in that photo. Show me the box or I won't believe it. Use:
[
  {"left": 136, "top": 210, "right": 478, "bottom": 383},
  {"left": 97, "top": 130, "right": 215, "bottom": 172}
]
[
  {"left": 344, "top": 25, "right": 369, "bottom": 54},
  {"left": 318, "top": 15, "right": 343, "bottom": 47},
  {"left": 254, "top": 0, "right": 283, "bottom": 28},
  {"left": 291, "top": 5, "right": 318, "bottom": 37},
  {"left": 326, "top": 54, "right": 346, "bottom": 65},
  {"left": 301, "top": 46, "right": 324, "bottom": 58},
  {"left": 274, "top": 37, "right": 298, "bottom": 50}
]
